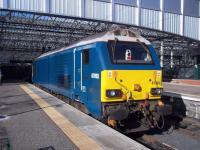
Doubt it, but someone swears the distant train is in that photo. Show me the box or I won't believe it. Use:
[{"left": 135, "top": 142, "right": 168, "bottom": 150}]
[{"left": 33, "top": 29, "right": 172, "bottom": 133}]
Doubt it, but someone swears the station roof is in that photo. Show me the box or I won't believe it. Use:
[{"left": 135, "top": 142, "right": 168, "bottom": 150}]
[{"left": 0, "top": 9, "right": 200, "bottom": 67}]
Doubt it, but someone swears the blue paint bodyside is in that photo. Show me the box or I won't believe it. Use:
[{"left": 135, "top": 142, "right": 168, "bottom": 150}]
[{"left": 33, "top": 41, "right": 161, "bottom": 118}]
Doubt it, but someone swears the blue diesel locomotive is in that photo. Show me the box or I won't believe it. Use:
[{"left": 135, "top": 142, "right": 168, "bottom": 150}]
[{"left": 33, "top": 29, "right": 171, "bottom": 132}]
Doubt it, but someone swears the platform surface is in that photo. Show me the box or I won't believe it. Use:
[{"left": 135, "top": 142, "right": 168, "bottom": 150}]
[
  {"left": 164, "top": 82, "right": 200, "bottom": 119},
  {"left": 171, "top": 79, "right": 200, "bottom": 86},
  {"left": 164, "top": 82, "right": 200, "bottom": 99},
  {"left": 0, "top": 83, "right": 147, "bottom": 150}
]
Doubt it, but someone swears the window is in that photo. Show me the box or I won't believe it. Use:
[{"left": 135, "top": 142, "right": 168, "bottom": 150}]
[
  {"left": 108, "top": 41, "right": 153, "bottom": 64},
  {"left": 83, "top": 49, "right": 89, "bottom": 64}
]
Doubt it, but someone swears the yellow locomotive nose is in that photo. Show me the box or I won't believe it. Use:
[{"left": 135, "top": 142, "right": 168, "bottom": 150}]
[{"left": 101, "top": 70, "right": 163, "bottom": 102}]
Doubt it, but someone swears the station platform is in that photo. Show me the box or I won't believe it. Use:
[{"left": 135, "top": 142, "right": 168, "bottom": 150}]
[
  {"left": 164, "top": 82, "right": 200, "bottom": 119},
  {"left": 0, "top": 83, "right": 147, "bottom": 150},
  {"left": 164, "top": 82, "right": 200, "bottom": 98},
  {"left": 170, "top": 79, "right": 200, "bottom": 86}
]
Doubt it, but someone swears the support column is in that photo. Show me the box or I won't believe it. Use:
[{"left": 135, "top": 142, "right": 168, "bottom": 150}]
[
  {"left": 199, "top": 18, "right": 200, "bottom": 41},
  {"left": 46, "top": 0, "right": 51, "bottom": 13},
  {"left": 184, "top": 52, "right": 187, "bottom": 66},
  {"left": 170, "top": 50, "right": 174, "bottom": 68},
  {"left": 111, "top": 0, "right": 115, "bottom": 22},
  {"left": 180, "top": 0, "right": 184, "bottom": 36},
  {"left": 7, "top": 0, "right": 10, "bottom": 8},
  {"left": 2, "top": 0, "right": 9, "bottom": 8},
  {"left": 199, "top": 0, "right": 200, "bottom": 17},
  {"left": 197, "top": 0, "right": 200, "bottom": 40},
  {"left": 136, "top": 0, "right": 141, "bottom": 26},
  {"left": 81, "top": 0, "right": 85, "bottom": 18},
  {"left": 160, "top": 41, "right": 164, "bottom": 68},
  {"left": 159, "top": 0, "right": 164, "bottom": 31}
]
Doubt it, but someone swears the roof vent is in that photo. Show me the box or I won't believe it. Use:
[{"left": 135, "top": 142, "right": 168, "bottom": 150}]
[
  {"left": 113, "top": 29, "right": 121, "bottom": 36},
  {"left": 113, "top": 29, "right": 137, "bottom": 37},
  {"left": 121, "top": 29, "right": 128, "bottom": 36},
  {"left": 128, "top": 30, "right": 137, "bottom": 37}
]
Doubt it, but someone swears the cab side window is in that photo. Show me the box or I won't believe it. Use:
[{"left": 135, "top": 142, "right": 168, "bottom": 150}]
[{"left": 83, "top": 49, "right": 89, "bottom": 64}]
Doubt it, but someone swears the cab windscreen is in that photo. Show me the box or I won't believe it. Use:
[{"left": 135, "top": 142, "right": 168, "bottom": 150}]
[{"left": 108, "top": 41, "right": 153, "bottom": 64}]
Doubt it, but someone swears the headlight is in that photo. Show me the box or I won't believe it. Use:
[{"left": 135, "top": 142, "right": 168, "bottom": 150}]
[
  {"left": 151, "top": 88, "right": 163, "bottom": 95},
  {"left": 106, "top": 89, "right": 122, "bottom": 98}
]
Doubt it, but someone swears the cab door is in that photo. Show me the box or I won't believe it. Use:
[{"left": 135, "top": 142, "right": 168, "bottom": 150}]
[
  {"left": 82, "top": 49, "right": 90, "bottom": 93},
  {"left": 74, "top": 48, "right": 82, "bottom": 100},
  {"left": 74, "top": 47, "right": 101, "bottom": 117},
  {"left": 74, "top": 48, "right": 89, "bottom": 101}
]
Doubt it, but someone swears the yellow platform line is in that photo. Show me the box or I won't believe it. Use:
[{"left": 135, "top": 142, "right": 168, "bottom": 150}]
[{"left": 20, "top": 84, "right": 102, "bottom": 150}]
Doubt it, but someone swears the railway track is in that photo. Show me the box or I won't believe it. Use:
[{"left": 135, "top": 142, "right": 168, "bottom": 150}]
[
  {"left": 135, "top": 136, "right": 176, "bottom": 150},
  {"left": 129, "top": 117, "right": 200, "bottom": 150}
]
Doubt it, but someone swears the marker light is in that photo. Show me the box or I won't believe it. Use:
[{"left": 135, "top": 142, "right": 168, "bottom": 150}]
[
  {"left": 151, "top": 88, "right": 163, "bottom": 95},
  {"left": 106, "top": 89, "right": 122, "bottom": 98},
  {"left": 110, "top": 90, "right": 116, "bottom": 97}
]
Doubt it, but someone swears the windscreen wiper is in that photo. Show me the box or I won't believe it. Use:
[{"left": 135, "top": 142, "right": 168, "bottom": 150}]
[
  {"left": 111, "top": 38, "right": 118, "bottom": 63},
  {"left": 136, "top": 39, "right": 152, "bottom": 62}
]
